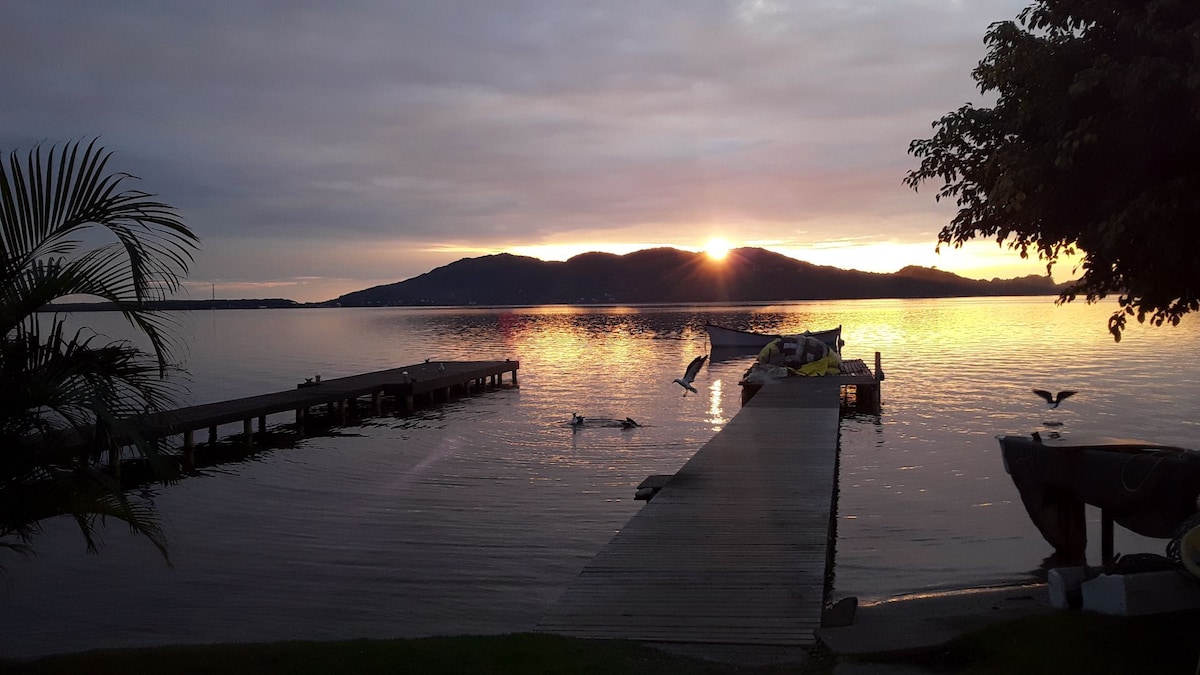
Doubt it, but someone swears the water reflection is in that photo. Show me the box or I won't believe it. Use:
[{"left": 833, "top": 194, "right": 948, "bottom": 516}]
[{"left": 10, "top": 298, "right": 1197, "bottom": 659}]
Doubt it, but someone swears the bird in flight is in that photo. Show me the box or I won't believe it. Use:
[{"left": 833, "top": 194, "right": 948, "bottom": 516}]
[
  {"left": 1033, "top": 389, "right": 1076, "bottom": 408},
  {"left": 674, "top": 355, "right": 708, "bottom": 395}
]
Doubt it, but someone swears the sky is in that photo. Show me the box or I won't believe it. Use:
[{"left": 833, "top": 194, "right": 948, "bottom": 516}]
[{"left": 4, "top": 0, "right": 1067, "bottom": 303}]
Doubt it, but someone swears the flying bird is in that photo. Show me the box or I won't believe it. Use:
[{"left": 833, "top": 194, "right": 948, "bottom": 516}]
[
  {"left": 1033, "top": 389, "right": 1076, "bottom": 408},
  {"left": 674, "top": 355, "right": 708, "bottom": 395}
]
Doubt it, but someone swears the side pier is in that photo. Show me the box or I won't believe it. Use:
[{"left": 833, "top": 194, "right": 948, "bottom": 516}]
[
  {"left": 537, "top": 376, "right": 843, "bottom": 646},
  {"left": 118, "top": 360, "right": 518, "bottom": 470}
]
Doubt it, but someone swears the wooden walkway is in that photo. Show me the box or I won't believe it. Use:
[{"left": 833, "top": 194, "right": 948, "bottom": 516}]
[
  {"left": 106, "top": 360, "right": 518, "bottom": 468},
  {"left": 537, "top": 376, "right": 843, "bottom": 646}
]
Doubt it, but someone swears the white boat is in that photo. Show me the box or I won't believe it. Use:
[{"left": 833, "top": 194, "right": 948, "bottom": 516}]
[{"left": 704, "top": 323, "right": 843, "bottom": 353}]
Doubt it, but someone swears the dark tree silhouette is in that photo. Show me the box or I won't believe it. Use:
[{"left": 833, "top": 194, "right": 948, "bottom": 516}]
[{"left": 906, "top": 1, "right": 1200, "bottom": 340}]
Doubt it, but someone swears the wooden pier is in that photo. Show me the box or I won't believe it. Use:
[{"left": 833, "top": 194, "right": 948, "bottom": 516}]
[
  {"left": 537, "top": 375, "right": 847, "bottom": 646},
  {"left": 115, "top": 360, "right": 518, "bottom": 470}
]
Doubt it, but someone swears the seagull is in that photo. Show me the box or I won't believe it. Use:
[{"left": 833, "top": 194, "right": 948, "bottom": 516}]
[
  {"left": 673, "top": 355, "right": 708, "bottom": 395},
  {"left": 571, "top": 413, "right": 585, "bottom": 428},
  {"left": 1033, "top": 389, "right": 1076, "bottom": 408},
  {"left": 620, "top": 417, "right": 640, "bottom": 429}
]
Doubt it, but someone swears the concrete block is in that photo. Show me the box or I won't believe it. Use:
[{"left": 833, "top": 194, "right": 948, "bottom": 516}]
[
  {"left": 1047, "top": 567, "right": 1088, "bottom": 609},
  {"left": 1081, "top": 571, "right": 1200, "bottom": 616}
]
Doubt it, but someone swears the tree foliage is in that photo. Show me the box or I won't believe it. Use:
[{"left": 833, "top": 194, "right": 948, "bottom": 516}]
[
  {"left": 905, "top": 0, "right": 1200, "bottom": 340},
  {"left": 0, "top": 140, "right": 198, "bottom": 564}
]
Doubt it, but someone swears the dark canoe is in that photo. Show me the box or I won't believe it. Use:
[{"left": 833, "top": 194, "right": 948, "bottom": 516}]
[{"left": 998, "top": 433, "right": 1200, "bottom": 565}]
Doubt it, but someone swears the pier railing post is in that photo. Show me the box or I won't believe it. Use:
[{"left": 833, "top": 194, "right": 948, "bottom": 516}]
[{"left": 183, "top": 430, "right": 195, "bottom": 470}]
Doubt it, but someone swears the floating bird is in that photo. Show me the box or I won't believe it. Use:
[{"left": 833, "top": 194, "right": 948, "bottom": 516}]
[
  {"left": 673, "top": 355, "right": 708, "bottom": 395},
  {"left": 438, "top": 362, "right": 446, "bottom": 372},
  {"left": 1033, "top": 389, "right": 1076, "bottom": 408},
  {"left": 620, "top": 417, "right": 640, "bottom": 429},
  {"left": 571, "top": 413, "right": 585, "bottom": 428}
]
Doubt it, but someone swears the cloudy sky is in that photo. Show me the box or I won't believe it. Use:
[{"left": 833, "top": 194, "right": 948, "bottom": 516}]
[{"left": 5, "top": 0, "right": 1054, "bottom": 302}]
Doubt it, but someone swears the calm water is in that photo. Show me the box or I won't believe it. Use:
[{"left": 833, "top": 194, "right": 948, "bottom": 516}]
[{"left": 2, "top": 298, "right": 1198, "bottom": 658}]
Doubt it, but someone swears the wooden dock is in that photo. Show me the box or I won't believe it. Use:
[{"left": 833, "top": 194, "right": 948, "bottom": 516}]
[
  {"left": 114, "top": 360, "right": 518, "bottom": 469},
  {"left": 537, "top": 376, "right": 844, "bottom": 646}
]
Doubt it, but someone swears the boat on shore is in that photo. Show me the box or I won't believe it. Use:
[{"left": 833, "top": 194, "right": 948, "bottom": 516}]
[
  {"left": 704, "top": 322, "right": 843, "bottom": 353},
  {"left": 998, "top": 433, "right": 1200, "bottom": 568}
]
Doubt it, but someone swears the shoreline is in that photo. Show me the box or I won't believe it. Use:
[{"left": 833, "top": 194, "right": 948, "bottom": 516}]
[{"left": 816, "top": 582, "right": 1051, "bottom": 658}]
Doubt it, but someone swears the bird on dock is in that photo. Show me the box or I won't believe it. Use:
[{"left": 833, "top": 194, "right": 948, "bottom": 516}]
[
  {"left": 620, "top": 417, "right": 640, "bottom": 429},
  {"left": 1033, "top": 389, "right": 1076, "bottom": 408},
  {"left": 673, "top": 355, "right": 707, "bottom": 395}
]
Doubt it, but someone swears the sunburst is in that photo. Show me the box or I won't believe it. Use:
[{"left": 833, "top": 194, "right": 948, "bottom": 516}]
[{"left": 704, "top": 237, "right": 731, "bottom": 261}]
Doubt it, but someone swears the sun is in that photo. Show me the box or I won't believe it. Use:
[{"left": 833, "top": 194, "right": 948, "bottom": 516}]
[{"left": 704, "top": 237, "right": 731, "bottom": 261}]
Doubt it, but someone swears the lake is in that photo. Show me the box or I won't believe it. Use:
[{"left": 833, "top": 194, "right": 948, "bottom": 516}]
[{"left": 2, "top": 297, "right": 1197, "bottom": 658}]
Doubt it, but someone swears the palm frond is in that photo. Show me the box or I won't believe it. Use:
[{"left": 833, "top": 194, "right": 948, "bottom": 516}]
[{"left": 1, "top": 139, "right": 195, "bottom": 566}]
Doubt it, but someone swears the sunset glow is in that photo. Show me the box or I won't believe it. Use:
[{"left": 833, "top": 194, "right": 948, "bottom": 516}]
[
  {"left": 704, "top": 238, "right": 731, "bottom": 261},
  {"left": 13, "top": 2, "right": 1071, "bottom": 303}
]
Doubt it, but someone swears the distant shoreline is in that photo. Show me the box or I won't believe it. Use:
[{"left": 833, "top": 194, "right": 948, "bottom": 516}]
[{"left": 39, "top": 294, "right": 1063, "bottom": 313}]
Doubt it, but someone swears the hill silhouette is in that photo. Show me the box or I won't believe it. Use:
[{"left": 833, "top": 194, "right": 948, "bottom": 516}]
[{"left": 332, "top": 247, "right": 1062, "bottom": 306}]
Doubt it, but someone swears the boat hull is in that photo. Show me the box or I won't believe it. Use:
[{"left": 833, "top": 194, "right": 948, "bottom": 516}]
[
  {"left": 998, "top": 434, "right": 1200, "bottom": 564},
  {"left": 704, "top": 323, "right": 842, "bottom": 352}
]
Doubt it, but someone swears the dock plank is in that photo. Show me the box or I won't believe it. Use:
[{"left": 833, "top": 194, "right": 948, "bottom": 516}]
[{"left": 537, "top": 377, "right": 841, "bottom": 646}]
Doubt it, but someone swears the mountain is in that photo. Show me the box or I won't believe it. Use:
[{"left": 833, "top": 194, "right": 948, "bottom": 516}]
[{"left": 331, "top": 247, "right": 1063, "bottom": 306}]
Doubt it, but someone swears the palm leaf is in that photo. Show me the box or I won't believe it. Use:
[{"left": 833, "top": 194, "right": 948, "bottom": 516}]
[{"left": 1, "top": 139, "right": 196, "bottom": 566}]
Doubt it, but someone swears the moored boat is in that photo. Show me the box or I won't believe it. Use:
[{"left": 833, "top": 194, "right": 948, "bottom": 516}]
[{"left": 704, "top": 323, "right": 843, "bottom": 353}]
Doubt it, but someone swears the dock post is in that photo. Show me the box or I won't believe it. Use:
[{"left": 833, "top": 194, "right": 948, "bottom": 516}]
[
  {"left": 874, "top": 351, "right": 885, "bottom": 381},
  {"left": 511, "top": 368, "right": 518, "bottom": 385},
  {"left": 373, "top": 391, "right": 382, "bottom": 415},
  {"left": 258, "top": 415, "right": 267, "bottom": 434},
  {"left": 295, "top": 407, "right": 305, "bottom": 428},
  {"left": 208, "top": 425, "right": 218, "bottom": 445},
  {"left": 183, "top": 430, "right": 195, "bottom": 470},
  {"left": 243, "top": 419, "right": 253, "bottom": 448}
]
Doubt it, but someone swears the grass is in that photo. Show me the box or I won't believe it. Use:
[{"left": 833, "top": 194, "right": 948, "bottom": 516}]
[
  {"left": 855, "top": 609, "right": 1200, "bottom": 675},
  {"left": 0, "top": 633, "right": 832, "bottom": 675},
  {"left": 3, "top": 611, "right": 1198, "bottom": 675}
]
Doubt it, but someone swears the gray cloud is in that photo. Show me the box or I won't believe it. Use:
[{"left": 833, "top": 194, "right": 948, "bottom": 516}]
[{"left": 3, "top": 0, "right": 1031, "bottom": 301}]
